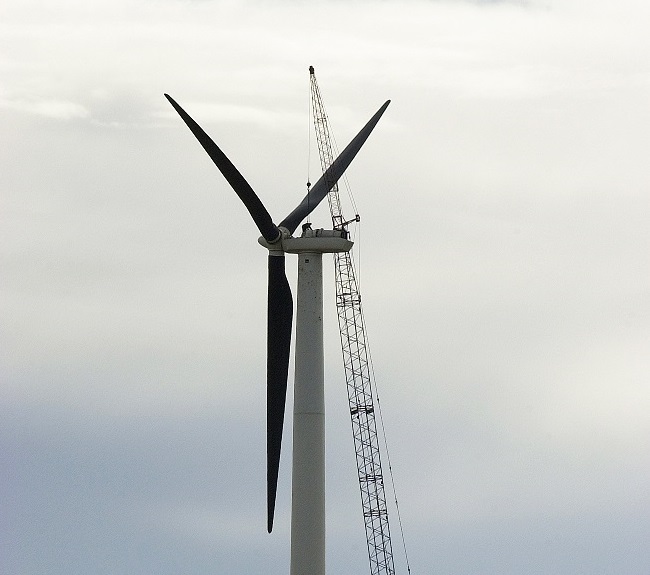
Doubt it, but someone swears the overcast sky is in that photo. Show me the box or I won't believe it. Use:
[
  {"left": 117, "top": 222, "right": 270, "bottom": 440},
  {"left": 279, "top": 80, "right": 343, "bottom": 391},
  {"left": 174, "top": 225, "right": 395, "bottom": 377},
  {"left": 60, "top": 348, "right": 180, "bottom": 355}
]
[{"left": 2, "top": 0, "right": 649, "bottom": 574}]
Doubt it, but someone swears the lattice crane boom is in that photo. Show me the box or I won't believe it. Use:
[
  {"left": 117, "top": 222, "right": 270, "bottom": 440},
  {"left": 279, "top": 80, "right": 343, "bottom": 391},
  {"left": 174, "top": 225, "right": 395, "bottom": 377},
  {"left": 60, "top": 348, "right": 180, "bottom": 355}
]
[{"left": 309, "top": 65, "right": 396, "bottom": 575}]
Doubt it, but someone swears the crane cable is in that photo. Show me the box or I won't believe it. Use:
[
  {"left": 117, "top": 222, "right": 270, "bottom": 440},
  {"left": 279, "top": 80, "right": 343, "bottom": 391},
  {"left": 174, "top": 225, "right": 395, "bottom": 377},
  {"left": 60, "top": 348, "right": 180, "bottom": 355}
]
[
  {"left": 310, "top": 77, "right": 412, "bottom": 574},
  {"left": 306, "top": 70, "right": 313, "bottom": 226},
  {"left": 345, "top": 238, "right": 412, "bottom": 575},
  {"left": 366, "top": 330, "right": 413, "bottom": 575}
]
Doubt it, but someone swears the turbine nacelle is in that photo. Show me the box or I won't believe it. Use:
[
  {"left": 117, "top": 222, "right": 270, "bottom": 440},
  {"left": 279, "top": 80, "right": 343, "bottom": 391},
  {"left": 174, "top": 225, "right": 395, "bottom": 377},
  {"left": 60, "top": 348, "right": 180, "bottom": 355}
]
[{"left": 258, "top": 227, "right": 353, "bottom": 254}]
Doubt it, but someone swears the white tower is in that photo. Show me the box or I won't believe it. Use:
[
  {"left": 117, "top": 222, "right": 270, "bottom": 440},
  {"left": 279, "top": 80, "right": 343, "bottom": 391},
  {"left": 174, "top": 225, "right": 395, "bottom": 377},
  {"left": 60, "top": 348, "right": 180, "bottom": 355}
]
[{"left": 282, "top": 230, "right": 352, "bottom": 575}]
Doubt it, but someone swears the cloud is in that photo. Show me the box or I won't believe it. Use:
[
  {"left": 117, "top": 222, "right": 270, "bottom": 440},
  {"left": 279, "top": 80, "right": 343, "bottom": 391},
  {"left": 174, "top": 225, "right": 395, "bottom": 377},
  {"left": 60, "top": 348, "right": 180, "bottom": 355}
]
[
  {"left": 0, "top": 97, "right": 90, "bottom": 119},
  {"left": 2, "top": 0, "right": 649, "bottom": 574}
]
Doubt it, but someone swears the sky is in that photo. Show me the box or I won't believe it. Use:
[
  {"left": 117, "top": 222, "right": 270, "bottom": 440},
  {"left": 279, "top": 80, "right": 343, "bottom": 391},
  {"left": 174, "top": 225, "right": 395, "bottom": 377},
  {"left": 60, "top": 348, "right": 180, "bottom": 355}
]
[{"left": 2, "top": 0, "right": 649, "bottom": 573}]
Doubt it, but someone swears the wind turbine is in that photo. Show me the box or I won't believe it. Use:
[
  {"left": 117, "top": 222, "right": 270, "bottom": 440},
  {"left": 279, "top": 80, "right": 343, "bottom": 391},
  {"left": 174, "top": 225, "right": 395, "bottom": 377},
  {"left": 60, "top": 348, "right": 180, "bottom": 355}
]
[{"left": 165, "top": 91, "right": 389, "bottom": 575}]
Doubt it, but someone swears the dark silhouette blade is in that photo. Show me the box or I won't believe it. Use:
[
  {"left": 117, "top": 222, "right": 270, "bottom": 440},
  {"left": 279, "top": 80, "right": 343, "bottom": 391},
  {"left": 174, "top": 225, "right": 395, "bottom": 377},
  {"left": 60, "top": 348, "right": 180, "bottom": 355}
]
[
  {"left": 279, "top": 100, "right": 390, "bottom": 234},
  {"left": 267, "top": 253, "right": 293, "bottom": 532},
  {"left": 164, "top": 94, "right": 281, "bottom": 243}
]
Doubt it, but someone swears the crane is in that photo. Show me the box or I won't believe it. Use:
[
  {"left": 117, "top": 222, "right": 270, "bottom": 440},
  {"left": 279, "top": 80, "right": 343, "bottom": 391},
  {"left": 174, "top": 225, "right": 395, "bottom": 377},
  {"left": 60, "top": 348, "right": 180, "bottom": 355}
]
[{"left": 308, "top": 66, "right": 397, "bottom": 575}]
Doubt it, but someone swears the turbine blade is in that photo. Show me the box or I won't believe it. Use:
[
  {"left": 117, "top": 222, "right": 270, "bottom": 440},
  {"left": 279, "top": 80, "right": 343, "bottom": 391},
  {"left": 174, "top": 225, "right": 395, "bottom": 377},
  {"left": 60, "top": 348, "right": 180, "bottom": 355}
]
[
  {"left": 279, "top": 100, "right": 390, "bottom": 234},
  {"left": 164, "top": 94, "right": 281, "bottom": 243},
  {"left": 267, "top": 253, "right": 293, "bottom": 532}
]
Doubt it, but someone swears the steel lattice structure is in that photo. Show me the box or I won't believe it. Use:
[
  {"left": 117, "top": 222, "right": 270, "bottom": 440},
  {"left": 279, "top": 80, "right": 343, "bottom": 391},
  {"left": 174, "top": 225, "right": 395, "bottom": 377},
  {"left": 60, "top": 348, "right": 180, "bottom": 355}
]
[{"left": 309, "top": 66, "right": 396, "bottom": 575}]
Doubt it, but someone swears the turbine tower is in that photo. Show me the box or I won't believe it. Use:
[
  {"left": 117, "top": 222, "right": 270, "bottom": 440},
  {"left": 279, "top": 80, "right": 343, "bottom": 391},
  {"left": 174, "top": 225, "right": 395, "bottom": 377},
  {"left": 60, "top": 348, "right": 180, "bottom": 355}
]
[{"left": 165, "top": 89, "right": 389, "bottom": 575}]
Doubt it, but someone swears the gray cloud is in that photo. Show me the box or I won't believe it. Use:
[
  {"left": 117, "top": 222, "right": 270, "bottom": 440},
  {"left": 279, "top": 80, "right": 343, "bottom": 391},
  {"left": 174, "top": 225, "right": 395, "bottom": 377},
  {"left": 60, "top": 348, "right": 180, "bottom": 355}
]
[{"left": 2, "top": 0, "right": 649, "bottom": 574}]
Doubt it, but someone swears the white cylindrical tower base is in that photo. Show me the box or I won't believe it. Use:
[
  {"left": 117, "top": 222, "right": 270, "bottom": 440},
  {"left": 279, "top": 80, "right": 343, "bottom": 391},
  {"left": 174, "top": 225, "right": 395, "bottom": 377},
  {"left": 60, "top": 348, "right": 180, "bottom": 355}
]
[{"left": 290, "top": 252, "right": 325, "bottom": 575}]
